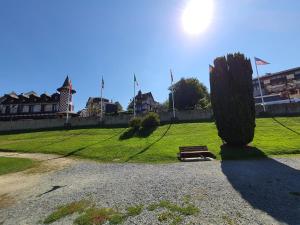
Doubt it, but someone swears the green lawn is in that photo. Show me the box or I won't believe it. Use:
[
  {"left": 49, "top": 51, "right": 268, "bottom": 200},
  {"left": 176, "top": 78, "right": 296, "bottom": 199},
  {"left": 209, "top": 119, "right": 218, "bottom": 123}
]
[
  {"left": 0, "top": 157, "right": 35, "bottom": 175},
  {"left": 0, "top": 117, "right": 299, "bottom": 163}
]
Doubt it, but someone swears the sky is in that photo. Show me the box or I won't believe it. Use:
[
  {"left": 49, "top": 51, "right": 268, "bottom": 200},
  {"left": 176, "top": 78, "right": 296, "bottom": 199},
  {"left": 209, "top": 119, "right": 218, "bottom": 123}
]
[{"left": 0, "top": 0, "right": 300, "bottom": 111}]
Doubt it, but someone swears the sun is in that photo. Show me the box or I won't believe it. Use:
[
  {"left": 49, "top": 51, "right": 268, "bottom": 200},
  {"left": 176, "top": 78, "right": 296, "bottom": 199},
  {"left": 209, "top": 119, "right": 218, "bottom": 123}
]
[{"left": 182, "top": 0, "right": 214, "bottom": 35}]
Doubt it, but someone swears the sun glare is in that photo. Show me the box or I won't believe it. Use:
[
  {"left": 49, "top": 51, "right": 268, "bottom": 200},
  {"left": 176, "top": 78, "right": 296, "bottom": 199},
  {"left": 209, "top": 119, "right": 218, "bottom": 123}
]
[{"left": 182, "top": 0, "right": 214, "bottom": 35}]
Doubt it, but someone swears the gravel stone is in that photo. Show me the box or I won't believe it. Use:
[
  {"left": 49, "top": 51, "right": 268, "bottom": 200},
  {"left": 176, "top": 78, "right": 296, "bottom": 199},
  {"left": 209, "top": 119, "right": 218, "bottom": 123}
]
[{"left": 1, "top": 157, "right": 299, "bottom": 225}]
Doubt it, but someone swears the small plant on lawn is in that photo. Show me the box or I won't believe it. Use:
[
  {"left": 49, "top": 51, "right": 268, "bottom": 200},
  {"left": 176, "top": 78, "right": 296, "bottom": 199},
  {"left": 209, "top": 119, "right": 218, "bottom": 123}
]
[
  {"left": 129, "top": 117, "right": 141, "bottom": 130},
  {"left": 141, "top": 112, "right": 160, "bottom": 129},
  {"left": 126, "top": 204, "right": 144, "bottom": 217},
  {"left": 43, "top": 200, "right": 91, "bottom": 224}
]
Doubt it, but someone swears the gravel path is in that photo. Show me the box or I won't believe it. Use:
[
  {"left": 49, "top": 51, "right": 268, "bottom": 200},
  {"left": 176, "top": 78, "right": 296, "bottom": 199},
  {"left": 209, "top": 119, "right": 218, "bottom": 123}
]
[{"left": 0, "top": 153, "right": 299, "bottom": 225}]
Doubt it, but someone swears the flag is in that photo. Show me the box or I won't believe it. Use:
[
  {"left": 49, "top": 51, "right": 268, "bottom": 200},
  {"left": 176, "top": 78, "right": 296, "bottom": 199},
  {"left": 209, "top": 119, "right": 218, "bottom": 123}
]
[
  {"left": 170, "top": 69, "right": 174, "bottom": 83},
  {"left": 101, "top": 77, "right": 104, "bottom": 89},
  {"left": 255, "top": 57, "right": 270, "bottom": 65},
  {"left": 134, "top": 74, "right": 138, "bottom": 86},
  {"left": 209, "top": 65, "right": 214, "bottom": 73}
]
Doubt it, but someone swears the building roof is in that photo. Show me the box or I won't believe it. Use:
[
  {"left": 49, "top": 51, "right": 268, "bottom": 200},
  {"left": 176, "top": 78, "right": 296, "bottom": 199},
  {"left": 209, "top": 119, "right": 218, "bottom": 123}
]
[
  {"left": 57, "top": 76, "right": 76, "bottom": 93},
  {"left": 86, "top": 97, "right": 110, "bottom": 107},
  {"left": 136, "top": 91, "right": 154, "bottom": 101},
  {"left": 253, "top": 67, "right": 300, "bottom": 81}
]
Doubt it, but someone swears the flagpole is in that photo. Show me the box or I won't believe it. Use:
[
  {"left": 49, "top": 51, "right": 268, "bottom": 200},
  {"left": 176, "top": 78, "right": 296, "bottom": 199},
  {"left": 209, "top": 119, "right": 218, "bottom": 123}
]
[
  {"left": 100, "top": 76, "right": 103, "bottom": 122},
  {"left": 254, "top": 58, "right": 266, "bottom": 112},
  {"left": 170, "top": 69, "right": 176, "bottom": 119},
  {"left": 133, "top": 74, "right": 136, "bottom": 118}
]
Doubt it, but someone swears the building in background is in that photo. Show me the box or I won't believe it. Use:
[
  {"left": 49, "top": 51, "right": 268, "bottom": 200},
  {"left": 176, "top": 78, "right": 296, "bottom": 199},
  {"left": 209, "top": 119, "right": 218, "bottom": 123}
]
[
  {"left": 253, "top": 67, "right": 300, "bottom": 105},
  {"left": 0, "top": 76, "right": 76, "bottom": 121},
  {"left": 128, "top": 90, "right": 159, "bottom": 114},
  {"left": 83, "top": 97, "right": 118, "bottom": 117}
]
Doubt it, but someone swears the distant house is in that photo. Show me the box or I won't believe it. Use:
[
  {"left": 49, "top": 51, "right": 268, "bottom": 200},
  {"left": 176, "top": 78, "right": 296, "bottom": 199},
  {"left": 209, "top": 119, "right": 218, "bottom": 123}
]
[
  {"left": 0, "top": 76, "right": 76, "bottom": 121},
  {"left": 128, "top": 90, "right": 159, "bottom": 114},
  {"left": 253, "top": 67, "right": 300, "bottom": 105},
  {"left": 84, "top": 97, "right": 118, "bottom": 117}
]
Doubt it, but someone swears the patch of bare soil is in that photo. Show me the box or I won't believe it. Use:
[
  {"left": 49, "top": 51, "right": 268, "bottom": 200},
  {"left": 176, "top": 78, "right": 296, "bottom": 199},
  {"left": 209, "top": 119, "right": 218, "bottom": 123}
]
[{"left": 0, "top": 152, "right": 76, "bottom": 209}]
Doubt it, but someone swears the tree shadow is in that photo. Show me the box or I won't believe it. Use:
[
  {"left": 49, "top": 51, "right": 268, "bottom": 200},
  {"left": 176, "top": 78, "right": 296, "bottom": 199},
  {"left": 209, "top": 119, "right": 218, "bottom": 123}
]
[
  {"left": 42, "top": 128, "right": 126, "bottom": 160},
  {"left": 221, "top": 145, "right": 300, "bottom": 225},
  {"left": 119, "top": 128, "right": 137, "bottom": 140},
  {"left": 220, "top": 144, "right": 267, "bottom": 160},
  {"left": 272, "top": 117, "right": 300, "bottom": 135},
  {"left": 119, "top": 127, "right": 157, "bottom": 140},
  {"left": 125, "top": 123, "right": 172, "bottom": 162},
  {"left": 137, "top": 127, "right": 156, "bottom": 138}
]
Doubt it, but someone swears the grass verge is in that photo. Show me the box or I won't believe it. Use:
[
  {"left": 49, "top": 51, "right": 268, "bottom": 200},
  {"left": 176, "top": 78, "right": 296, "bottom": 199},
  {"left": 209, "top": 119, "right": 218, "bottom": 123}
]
[{"left": 0, "top": 157, "right": 35, "bottom": 175}]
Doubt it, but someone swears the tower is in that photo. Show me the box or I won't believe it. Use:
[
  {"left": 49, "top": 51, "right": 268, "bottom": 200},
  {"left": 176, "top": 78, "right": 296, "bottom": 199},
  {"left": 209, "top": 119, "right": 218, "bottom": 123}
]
[{"left": 57, "top": 76, "right": 76, "bottom": 113}]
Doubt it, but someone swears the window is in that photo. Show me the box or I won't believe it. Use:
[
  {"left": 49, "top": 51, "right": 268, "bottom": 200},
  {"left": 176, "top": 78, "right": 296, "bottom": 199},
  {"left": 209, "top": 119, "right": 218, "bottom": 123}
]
[
  {"left": 29, "top": 105, "right": 34, "bottom": 113},
  {"left": 17, "top": 105, "right": 23, "bottom": 113},
  {"left": 41, "top": 104, "right": 45, "bottom": 112},
  {"left": 5, "top": 106, "right": 10, "bottom": 114},
  {"left": 52, "top": 104, "right": 57, "bottom": 112}
]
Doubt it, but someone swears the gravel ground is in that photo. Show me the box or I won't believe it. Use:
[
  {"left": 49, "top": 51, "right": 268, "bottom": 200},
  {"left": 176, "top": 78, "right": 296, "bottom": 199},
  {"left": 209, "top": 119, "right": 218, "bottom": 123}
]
[{"left": 0, "top": 155, "right": 300, "bottom": 225}]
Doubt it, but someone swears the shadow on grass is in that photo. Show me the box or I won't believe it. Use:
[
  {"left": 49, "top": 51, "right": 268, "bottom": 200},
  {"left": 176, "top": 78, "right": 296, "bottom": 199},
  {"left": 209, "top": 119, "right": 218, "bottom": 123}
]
[
  {"left": 119, "top": 128, "right": 137, "bottom": 140},
  {"left": 119, "top": 127, "right": 157, "bottom": 140},
  {"left": 221, "top": 145, "right": 300, "bottom": 225},
  {"left": 272, "top": 117, "right": 300, "bottom": 135},
  {"left": 38, "top": 128, "right": 126, "bottom": 160},
  {"left": 125, "top": 123, "right": 172, "bottom": 162}
]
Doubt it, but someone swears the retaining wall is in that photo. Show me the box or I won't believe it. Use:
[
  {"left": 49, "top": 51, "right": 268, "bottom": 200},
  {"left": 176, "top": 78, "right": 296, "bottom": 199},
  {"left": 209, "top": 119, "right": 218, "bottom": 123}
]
[{"left": 0, "top": 103, "right": 299, "bottom": 132}]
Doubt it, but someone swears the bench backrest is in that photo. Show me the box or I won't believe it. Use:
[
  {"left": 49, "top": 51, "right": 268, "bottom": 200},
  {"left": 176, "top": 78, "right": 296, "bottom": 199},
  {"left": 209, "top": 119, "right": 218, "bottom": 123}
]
[{"left": 179, "top": 146, "right": 208, "bottom": 152}]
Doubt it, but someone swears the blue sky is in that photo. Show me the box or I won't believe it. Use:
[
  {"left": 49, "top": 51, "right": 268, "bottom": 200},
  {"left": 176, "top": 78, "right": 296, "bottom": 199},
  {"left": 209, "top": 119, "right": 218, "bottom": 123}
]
[{"left": 0, "top": 0, "right": 300, "bottom": 111}]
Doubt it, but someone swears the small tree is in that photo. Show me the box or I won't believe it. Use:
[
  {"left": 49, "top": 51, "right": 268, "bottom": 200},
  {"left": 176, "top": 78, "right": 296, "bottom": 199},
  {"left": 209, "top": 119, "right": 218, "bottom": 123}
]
[{"left": 210, "top": 53, "right": 255, "bottom": 146}]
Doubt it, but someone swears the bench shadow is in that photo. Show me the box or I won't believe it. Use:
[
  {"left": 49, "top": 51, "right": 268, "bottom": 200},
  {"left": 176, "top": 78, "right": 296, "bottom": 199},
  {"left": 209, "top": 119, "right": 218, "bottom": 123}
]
[
  {"left": 125, "top": 123, "right": 172, "bottom": 162},
  {"left": 272, "top": 117, "right": 300, "bottom": 135},
  {"left": 221, "top": 145, "right": 300, "bottom": 225}
]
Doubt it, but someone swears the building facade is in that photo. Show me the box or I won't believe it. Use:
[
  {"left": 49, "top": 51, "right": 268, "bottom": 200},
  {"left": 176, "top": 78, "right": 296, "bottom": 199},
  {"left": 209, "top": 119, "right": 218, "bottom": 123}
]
[
  {"left": 83, "top": 97, "right": 118, "bottom": 117},
  {"left": 0, "top": 76, "right": 76, "bottom": 121},
  {"left": 129, "top": 90, "right": 159, "bottom": 114},
  {"left": 253, "top": 67, "right": 300, "bottom": 104}
]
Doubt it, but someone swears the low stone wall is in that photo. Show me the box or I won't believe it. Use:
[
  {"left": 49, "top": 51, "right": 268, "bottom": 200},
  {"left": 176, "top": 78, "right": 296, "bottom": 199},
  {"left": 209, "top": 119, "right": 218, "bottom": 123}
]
[
  {"left": 0, "top": 103, "right": 299, "bottom": 132},
  {"left": 255, "top": 102, "right": 300, "bottom": 116}
]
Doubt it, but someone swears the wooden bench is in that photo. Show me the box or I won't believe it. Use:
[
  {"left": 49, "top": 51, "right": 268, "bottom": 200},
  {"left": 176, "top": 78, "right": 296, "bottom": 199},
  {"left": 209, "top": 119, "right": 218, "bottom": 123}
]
[{"left": 178, "top": 146, "right": 216, "bottom": 161}]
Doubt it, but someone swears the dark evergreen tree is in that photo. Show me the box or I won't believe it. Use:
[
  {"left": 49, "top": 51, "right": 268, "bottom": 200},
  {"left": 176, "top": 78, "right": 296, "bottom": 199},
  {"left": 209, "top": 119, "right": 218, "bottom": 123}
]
[{"left": 209, "top": 53, "right": 255, "bottom": 146}]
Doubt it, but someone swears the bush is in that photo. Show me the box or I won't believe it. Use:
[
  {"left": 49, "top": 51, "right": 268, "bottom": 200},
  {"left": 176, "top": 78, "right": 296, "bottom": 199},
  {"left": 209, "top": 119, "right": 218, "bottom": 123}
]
[
  {"left": 210, "top": 53, "right": 255, "bottom": 146},
  {"left": 129, "top": 117, "right": 141, "bottom": 130},
  {"left": 141, "top": 112, "right": 160, "bottom": 129}
]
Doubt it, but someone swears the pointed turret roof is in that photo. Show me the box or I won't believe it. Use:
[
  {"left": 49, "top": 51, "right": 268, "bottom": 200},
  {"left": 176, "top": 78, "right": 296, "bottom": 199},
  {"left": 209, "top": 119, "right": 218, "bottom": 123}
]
[{"left": 57, "top": 76, "right": 76, "bottom": 93}]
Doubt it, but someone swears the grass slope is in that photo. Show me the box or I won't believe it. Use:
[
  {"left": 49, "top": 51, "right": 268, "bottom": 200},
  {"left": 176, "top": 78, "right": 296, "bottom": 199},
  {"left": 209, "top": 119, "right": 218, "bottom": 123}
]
[
  {"left": 0, "top": 157, "right": 35, "bottom": 175},
  {"left": 0, "top": 117, "right": 299, "bottom": 163}
]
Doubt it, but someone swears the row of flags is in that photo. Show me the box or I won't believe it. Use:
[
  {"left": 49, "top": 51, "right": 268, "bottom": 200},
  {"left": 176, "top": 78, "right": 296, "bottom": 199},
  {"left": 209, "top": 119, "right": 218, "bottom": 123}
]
[
  {"left": 99, "top": 70, "right": 176, "bottom": 118},
  {"left": 67, "top": 56, "right": 270, "bottom": 122}
]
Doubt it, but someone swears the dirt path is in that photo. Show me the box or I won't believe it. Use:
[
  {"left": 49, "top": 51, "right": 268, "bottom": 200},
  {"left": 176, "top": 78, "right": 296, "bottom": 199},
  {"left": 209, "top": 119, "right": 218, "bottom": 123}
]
[{"left": 0, "top": 152, "right": 76, "bottom": 209}]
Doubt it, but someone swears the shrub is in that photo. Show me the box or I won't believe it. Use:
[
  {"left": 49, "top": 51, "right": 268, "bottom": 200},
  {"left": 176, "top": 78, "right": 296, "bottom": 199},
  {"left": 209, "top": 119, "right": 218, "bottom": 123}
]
[
  {"left": 209, "top": 53, "right": 256, "bottom": 146},
  {"left": 129, "top": 117, "right": 141, "bottom": 130},
  {"left": 141, "top": 112, "right": 160, "bottom": 129}
]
